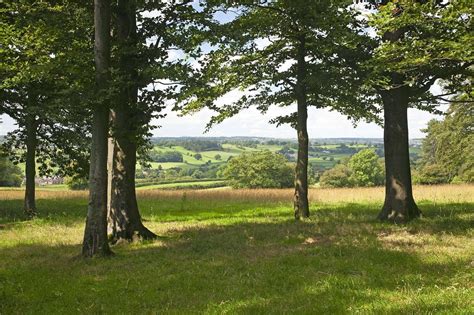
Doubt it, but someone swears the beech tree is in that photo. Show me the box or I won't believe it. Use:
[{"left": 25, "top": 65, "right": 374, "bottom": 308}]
[
  {"left": 0, "top": 0, "right": 93, "bottom": 217},
  {"left": 363, "top": 0, "right": 473, "bottom": 222},
  {"left": 107, "top": 0, "right": 200, "bottom": 242},
  {"left": 82, "top": 0, "right": 113, "bottom": 257},
  {"left": 179, "top": 0, "right": 377, "bottom": 219},
  {"left": 107, "top": 0, "right": 157, "bottom": 242}
]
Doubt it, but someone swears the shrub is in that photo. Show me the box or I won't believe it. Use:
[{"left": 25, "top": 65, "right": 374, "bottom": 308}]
[
  {"left": 0, "top": 155, "right": 22, "bottom": 187},
  {"left": 413, "top": 164, "right": 450, "bottom": 185},
  {"left": 319, "top": 164, "right": 352, "bottom": 188},
  {"left": 64, "top": 176, "right": 88, "bottom": 190}
]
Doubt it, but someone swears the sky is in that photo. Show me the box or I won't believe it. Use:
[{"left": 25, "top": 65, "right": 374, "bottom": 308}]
[{"left": 0, "top": 105, "right": 444, "bottom": 140}]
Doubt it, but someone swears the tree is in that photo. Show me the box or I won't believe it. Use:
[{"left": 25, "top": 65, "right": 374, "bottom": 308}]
[
  {"left": 417, "top": 101, "right": 473, "bottom": 183},
  {"left": 214, "top": 154, "right": 222, "bottom": 161},
  {"left": 364, "top": 0, "right": 473, "bottom": 222},
  {"left": 194, "top": 153, "right": 203, "bottom": 161},
  {"left": 0, "top": 0, "right": 93, "bottom": 218},
  {"left": 179, "top": 0, "right": 377, "bottom": 219},
  {"left": 82, "top": 0, "right": 113, "bottom": 257},
  {"left": 107, "top": 0, "right": 156, "bottom": 242},
  {"left": 348, "top": 149, "right": 384, "bottom": 187},
  {"left": 107, "top": 0, "right": 202, "bottom": 242},
  {"left": 220, "top": 151, "right": 294, "bottom": 189}
]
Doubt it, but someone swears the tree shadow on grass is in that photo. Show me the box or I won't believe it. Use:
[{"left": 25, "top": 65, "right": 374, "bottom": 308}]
[
  {"left": 1, "top": 196, "right": 472, "bottom": 237},
  {"left": 1, "top": 217, "right": 472, "bottom": 314}
]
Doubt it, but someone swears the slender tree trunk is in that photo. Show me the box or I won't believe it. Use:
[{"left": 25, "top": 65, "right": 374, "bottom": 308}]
[
  {"left": 82, "top": 0, "right": 112, "bottom": 257},
  {"left": 24, "top": 115, "right": 37, "bottom": 218},
  {"left": 294, "top": 37, "right": 310, "bottom": 219},
  {"left": 108, "top": 0, "right": 156, "bottom": 242},
  {"left": 378, "top": 87, "right": 421, "bottom": 222}
]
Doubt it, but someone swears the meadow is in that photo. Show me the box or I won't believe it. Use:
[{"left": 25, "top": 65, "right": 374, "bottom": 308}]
[{"left": 0, "top": 185, "right": 473, "bottom": 314}]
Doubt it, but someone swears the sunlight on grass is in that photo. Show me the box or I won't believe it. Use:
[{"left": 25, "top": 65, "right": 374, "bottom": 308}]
[{"left": 0, "top": 186, "right": 473, "bottom": 313}]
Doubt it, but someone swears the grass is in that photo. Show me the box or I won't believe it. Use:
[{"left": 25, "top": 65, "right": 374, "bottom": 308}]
[
  {"left": 0, "top": 185, "right": 473, "bottom": 314},
  {"left": 136, "top": 180, "right": 227, "bottom": 190}
]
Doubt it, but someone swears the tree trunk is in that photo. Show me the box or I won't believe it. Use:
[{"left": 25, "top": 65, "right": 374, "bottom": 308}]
[
  {"left": 293, "top": 37, "right": 310, "bottom": 219},
  {"left": 23, "top": 115, "right": 37, "bottom": 218},
  {"left": 378, "top": 87, "right": 421, "bottom": 223},
  {"left": 82, "top": 0, "right": 112, "bottom": 257},
  {"left": 108, "top": 130, "right": 156, "bottom": 242},
  {"left": 108, "top": 0, "right": 156, "bottom": 242}
]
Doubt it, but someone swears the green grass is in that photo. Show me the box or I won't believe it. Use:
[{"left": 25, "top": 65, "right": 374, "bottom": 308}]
[{"left": 0, "top": 190, "right": 473, "bottom": 314}]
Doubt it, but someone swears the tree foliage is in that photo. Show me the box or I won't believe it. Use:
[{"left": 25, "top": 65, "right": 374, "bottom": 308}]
[
  {"left": 320, "top": 149, "right": 384, "bottom": 188},
  {"left": 179, "top": 0, "right": 378, "bottom": 126},
  {"left": 417, "top": 101, "right": 473, "bottom": 183},
  {"left": 220, "top": 151, "right": 293, "bottom": 189},
  {"left": 348, "top": 149, "right": 384, "bottom": 187},
  {"left": 0, "top": 150, "right": 22, "bottom": 187}
]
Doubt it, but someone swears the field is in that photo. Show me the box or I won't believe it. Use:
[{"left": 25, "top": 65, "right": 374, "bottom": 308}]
[
  {"left": 147, "top": 140, "right": 383, "bottom": 171},
  {"left": 0, "top": 185, "right": 473, "bottom": 313}
]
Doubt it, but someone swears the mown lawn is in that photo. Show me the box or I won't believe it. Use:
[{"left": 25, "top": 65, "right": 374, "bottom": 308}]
[{"left": 0, "top": 186, "right": 473, "bottom": 314}]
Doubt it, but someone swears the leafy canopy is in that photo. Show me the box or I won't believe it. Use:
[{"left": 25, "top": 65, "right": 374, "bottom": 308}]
[
  {"left": 178, "top": 0, "right": 379, "bottom": 129},
  {"left": 220, "top": 151, "right": 294, "bottom": 189}
]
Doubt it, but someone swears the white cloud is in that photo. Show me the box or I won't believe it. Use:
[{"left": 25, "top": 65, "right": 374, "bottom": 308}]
[{"left": 1, "top": 104, "right": 445, "bottom": 139}]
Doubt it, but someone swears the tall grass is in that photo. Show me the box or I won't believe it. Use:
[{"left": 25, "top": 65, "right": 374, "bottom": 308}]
[{"left": 1, "top": 184, "right": 472, "bottom": 204}]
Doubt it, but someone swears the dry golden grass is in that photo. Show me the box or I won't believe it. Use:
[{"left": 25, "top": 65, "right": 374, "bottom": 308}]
[{"left": 0, "top": 184, "right": 472, "bottom": 204}]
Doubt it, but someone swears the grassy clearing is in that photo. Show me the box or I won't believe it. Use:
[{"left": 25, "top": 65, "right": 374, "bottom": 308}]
[{"left": 0, "top": 185, "right": 473, "bottom": 314}]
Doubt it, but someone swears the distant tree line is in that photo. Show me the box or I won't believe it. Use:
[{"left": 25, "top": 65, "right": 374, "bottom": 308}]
[{"left": 148, "top": 151, "right": 184, "bottom": 163}]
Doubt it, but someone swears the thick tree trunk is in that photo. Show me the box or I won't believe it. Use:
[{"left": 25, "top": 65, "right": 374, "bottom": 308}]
[
  {"left": 108, "top": 130, "right": 156, "bottom": 242},
  {"left": 378, "top": 88, "right": 421, "bottom": 223},
  {"left": 24, "top": 115, "right": 37, "bottom": 218},
  {"left": 293, "top": 37, "right": 310, "bottom": 219},
  {"left": 82, "top": 0, "right": 112, "bottom": 257},
  {"left": 108, "top": 0, "right": 156, "bottom": 242}
]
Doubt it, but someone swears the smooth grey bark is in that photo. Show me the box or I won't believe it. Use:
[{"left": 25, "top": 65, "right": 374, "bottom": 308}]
[
  {"left": 378, "top": 87, "right": 421, "bottom": 222},
  {"left": 82, "top": 0, "right": 112, "bottom": 257},
  {"left": 24, "top": 114, "right": 37, "bottom": 218},
  {"left": 293, "top": 37, "right": 310, "bottom": 219},
  {"left": 108, "top": 0, "right": 156, "bottom": 242},
  {"left": 376, "top": 29, "right": 421, "bottom": 223}
]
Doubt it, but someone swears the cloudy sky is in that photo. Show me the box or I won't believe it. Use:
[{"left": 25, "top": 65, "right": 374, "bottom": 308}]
[{"left": 1, "top": 105, "right": 443, "bottom": 140}]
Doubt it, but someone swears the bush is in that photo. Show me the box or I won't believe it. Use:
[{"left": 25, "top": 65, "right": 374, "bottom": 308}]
[
  {"left": 220, "top": 151, "right": 294, "bottom": 189},
  {"left": 319, "top": 164, "right": 352, "bottom": 188},
  {"left": 64, "top": 176, "right": 88, "bottom": 190},
  {"left": 0, "top": 155, "right": 22, "bottom": 187},
  {"left": 413, "top": 164, "right": 450, "bottom": 185}
]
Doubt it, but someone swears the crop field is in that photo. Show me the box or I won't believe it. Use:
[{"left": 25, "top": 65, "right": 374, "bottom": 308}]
[{"left": 1, "top": 185, "right": 473, "bottom": 313}]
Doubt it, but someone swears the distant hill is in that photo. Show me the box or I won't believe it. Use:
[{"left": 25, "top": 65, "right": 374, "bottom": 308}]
[{"left": 151, "top": 136, "right": 388, "bottom": 145}]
